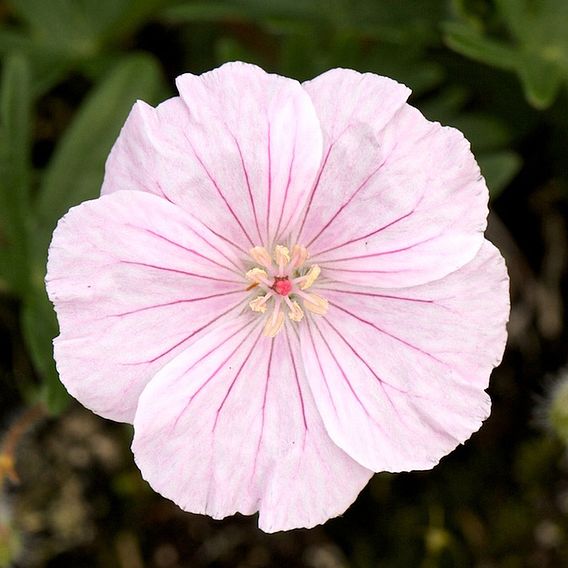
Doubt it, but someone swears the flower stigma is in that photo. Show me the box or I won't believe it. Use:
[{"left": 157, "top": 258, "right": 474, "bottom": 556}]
[{"left": 246, "top": 245, "right": 328, "bottom": 337}]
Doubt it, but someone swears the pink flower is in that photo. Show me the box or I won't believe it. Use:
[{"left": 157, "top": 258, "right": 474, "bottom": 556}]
[{"left": 46, "top": 62, "right": 509, "bottom": 532}]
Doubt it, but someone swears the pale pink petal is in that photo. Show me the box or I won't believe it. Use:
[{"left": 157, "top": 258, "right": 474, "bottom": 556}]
[
  {"left": 46, "top": 190, "right": 249, "bottom": 423},
  {"left": 102, "top": 62, "right": 323, "bottom": 250},
  {"left": 298, "top": 69, "right": 488, "bottom": 287},
  {"left": 300, "top": 241, "right": 509, "bottom": 472},
  {"left": 132, "top": 317, "right": 372, "bottom": 532}
]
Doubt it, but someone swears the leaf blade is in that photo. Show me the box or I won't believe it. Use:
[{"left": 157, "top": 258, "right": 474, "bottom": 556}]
[
  {"left": 34, "top": 52, "right": 165, "bottom": 252},
  {"left": 0, "top": 53, "right": 32, "bottom": 293}
]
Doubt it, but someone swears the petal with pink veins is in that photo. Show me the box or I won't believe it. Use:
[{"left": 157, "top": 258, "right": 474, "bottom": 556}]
[
  {"left": 46, "top": 190, "right": 249, "bottom": 423},
  {"left": 301, "top": 241, "right": 509, "bottom": 472},
  {"left": 132, "top": 317, "right": 372, "bottom": 532},
  {"left": 102, "top": 62, "right": 323, "bottom": 251},
  {"left": 299, "top": 69, "right": 488, "bottom": 287}
]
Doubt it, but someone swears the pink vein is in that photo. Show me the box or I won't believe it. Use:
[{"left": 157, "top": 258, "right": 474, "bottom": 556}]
[
  {"left": 322, "top": 317, "right": 407, "bottom": 394},
  {"left": 252, "top": 338, "right": 275, "bottom": 476},
  {"left": 213, "top": 331, "right": 262, "bottom": 431},
  {"left": 200, "top": 220, "right": 249, "bottom": 256},
  {"left": 306, "top": 156, "right": 388, "bottom": 249},
  {"left": 323, "top": 267, "right": 413, "bottom": 274},
  {"left": 233, "top": 134, "right": 263, "bottom": 245},
  {"left": 118, "top": 261, "right": 241, "bottom": 284},
  {"left": 317, "top": 287, "right": 435, "bottom": 304},
  {"left": 295, "top": 113, "right": 361, "bottom": 243},
  {"left": 306, "top": 320, "right": 338, "bottom": 416},
  {"left": 320, "top": 288, "right": 455, "bottom": 314},
  {"left": 315, "top": 234, "right": 439, "bottom": 264},
  {"left": 156, "top": 181, "right": 239, "bottom": 268},
  {"left": 329, "top": 301, "right": 448, "bottom": 367},
  {"left": 265, "top": 122, "right": 272, "bottom": 244},
  {"left": 295, "top": 142, "right": 334, "bottom": 242},
  {"left": 123, "top": 300, "right": 246, "bottom": 365},
  {"left": 285, "top": 327, "right": 308, "bottom": 432},
  {"left": 172, "top": 320, "right": 258, "bottom": 430},
  {"left": 155, "top": 181, "right": 174, "bottom": 204},
  {"left": 109, "top": 289, "right": 244, "bottom": 317},
  {"left": 311, "top": 321, "right": 388, "bottom": 434},
  {"left": 134, "top": 226, "right": 241, "bottom": 277},
  {"left": 184, "top": 133, "right": 255, "bottom": 247},
  {"left": 188, "top": 222, "right": 245, "bottom": 273},
  {"left": 310, "top": 206, "right": 417, "bottom": 259},
  {"left": 321, "top": 317, "right": 412, "bottom": 427},
  {"left": 273, "top": 122, "right": 298, "bottom": 243}
]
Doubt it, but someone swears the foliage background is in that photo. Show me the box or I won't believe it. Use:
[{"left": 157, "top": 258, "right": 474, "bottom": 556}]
[{"left": 1, "top": 0, "right": 568, "bottom": 566}]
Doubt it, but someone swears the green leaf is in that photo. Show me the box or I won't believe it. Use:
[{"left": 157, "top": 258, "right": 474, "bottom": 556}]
[
  {"left": 8, "top": 0, "right": 169, "bottom": 58},
  {"left": 0, "top": 53, "right": 32, "bottom": 293},
  {"left": 450, "top": 113, "right": 512, "bottom": 153},
  {"left": 494, "top": 0, "right": 528, "bottom": 43},
  {"left": 34, "top": 53, "right": 165, "bottom": 255},
  {"left": 496, "top": 0, "right": 568, "bottom": 52},
  {"left": 0, "top": 54, "right": 31, "bottom": 207},
  {"left": 7, "top": 0, "right": 93, "bottom": 54},
  {"left": 517, "top": 52, "right": 563, "bottom": 110},
  {"left": 24, "top": 54, "right": 165, "bottom": 412},
  {"left": 0, "top": 29, "right": 35, "bottom": 52},
  {"left": 478, "top": 151, "right": 522, "bottom": 199},
  {"left": 163, "top": 2, "right": 245, "bottom": 22},
  {"left": 0, "top": 30, "right": 75, "bottom": 97},
  {"left": 443, "top": 22, "right": 517, "bottom": 71},
  {"left": 215, "top": 37, "right": 262, "bottom": 67},
  {"left": 7, "top": 0, "right": 116, "bottom": 53},
  {"left": 418, "top": 86, "right": 469, "bottom": 124},
  {"left": 163, "top": 0, "right": 324, "bottom": 24},
  {"left": 446, "top": 1, "right": 568, "bottom": 109},
  {"left": 20, "top": 287, "right": 70, "bottom": 415},
  {"left": 101, "top": 0, "right": 177, "bottom": 46},
  {"left": 23, "top": 53, "right": 165, "bottom": 407}
]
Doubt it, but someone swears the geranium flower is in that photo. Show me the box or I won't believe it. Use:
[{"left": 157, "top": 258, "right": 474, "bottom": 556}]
[{"left": 46, "top": 62, "right": 509, "bottom": 532}]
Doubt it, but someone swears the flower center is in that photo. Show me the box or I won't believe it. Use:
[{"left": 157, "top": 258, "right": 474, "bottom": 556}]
[
  {"left": 273, "top": 277, "right": 292, "bottom": 296},
  {"left": 245, "top": 244, "right": 328, "bottom": 337}
]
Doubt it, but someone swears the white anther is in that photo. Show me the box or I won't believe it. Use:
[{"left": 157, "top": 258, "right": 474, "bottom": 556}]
[
  {"left": 250, "top": 246, "right": 273, "bottom": 268},
  {"left": 249, "top": 295, "right": 269, "bottom": 313},
  {"left": 287, "top": 300, "right": 304, "bottom": 322},
  {"left": 302, "top": 293, "right": 329, "bottom": 316},
  {"left": 245, "top": 267, "right": 268, "bottom": 284},
  {"left": 291, "top": 244, "right": 309, "bottom": 269},
  {"left": 264, "top": 310, "right": 285, "bottom": 337},
  {"left": 274, "top": 245, "right": 290, "bottom": 275},
  {"left": 299, "top": 264, "right": 321, "bottom": 290}
]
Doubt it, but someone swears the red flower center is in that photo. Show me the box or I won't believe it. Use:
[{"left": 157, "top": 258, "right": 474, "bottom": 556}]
[{"left": 273, "top": 277, "right": 292, "bottom": 296}]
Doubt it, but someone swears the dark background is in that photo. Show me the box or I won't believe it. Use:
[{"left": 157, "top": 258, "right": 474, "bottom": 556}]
[{"left": 1, "top": 1, "right": 568, "bottom": 566}]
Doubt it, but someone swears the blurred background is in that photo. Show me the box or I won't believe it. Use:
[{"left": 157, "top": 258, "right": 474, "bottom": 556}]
[{"left": 0, "top": 0, "right": 568, "bottom": 566}]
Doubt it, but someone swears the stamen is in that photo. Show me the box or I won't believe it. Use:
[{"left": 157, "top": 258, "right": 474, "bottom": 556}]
[
  {"left": 246, "top": 243, "right": 327, "bottom": 334},
  {"left": 274, "top": 245, "right": 290, "bottom": 275},
  {"left": 290, "top": 244, "right": 309, "bottom": 269},
  {"left": 245, "top": 267, "right": 268, "bottom": 284},
  {"left": 249, "top": 294, "right": 270, "bottom": 313},
  {"left": 302, "top": 293, "right": 329, "bottom": 316},
  {"left": 264, "top": 299, "right": 285, "bottom": 337},
  {"left": 274, "top": 245, "right": 290, "bottom": 265},
  {"left": 299, "top": 264, "right": 321, "bottom": 290},
  {"left": 250, "top": 246, "right": 273, "bottom": 268},
  {"left": 287, "top": 299, "right": 304, "bottom": 322}
]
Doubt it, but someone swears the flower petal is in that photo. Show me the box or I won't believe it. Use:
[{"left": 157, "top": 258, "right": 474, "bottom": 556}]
[
  {"left": 102, "top": 62, "right": 323, "bottom": 250},
  {"left": 46, "top": 190, "right": 248, "bottom": 423},
  {"left": 300, "top": 241, "right": 509, "bottom": 472},
  {"left": 132, "top": 317, "right": 372, "bottom": 532},
  {"left": 299, "top": 69, "right": 488, "bottom": 287}
]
